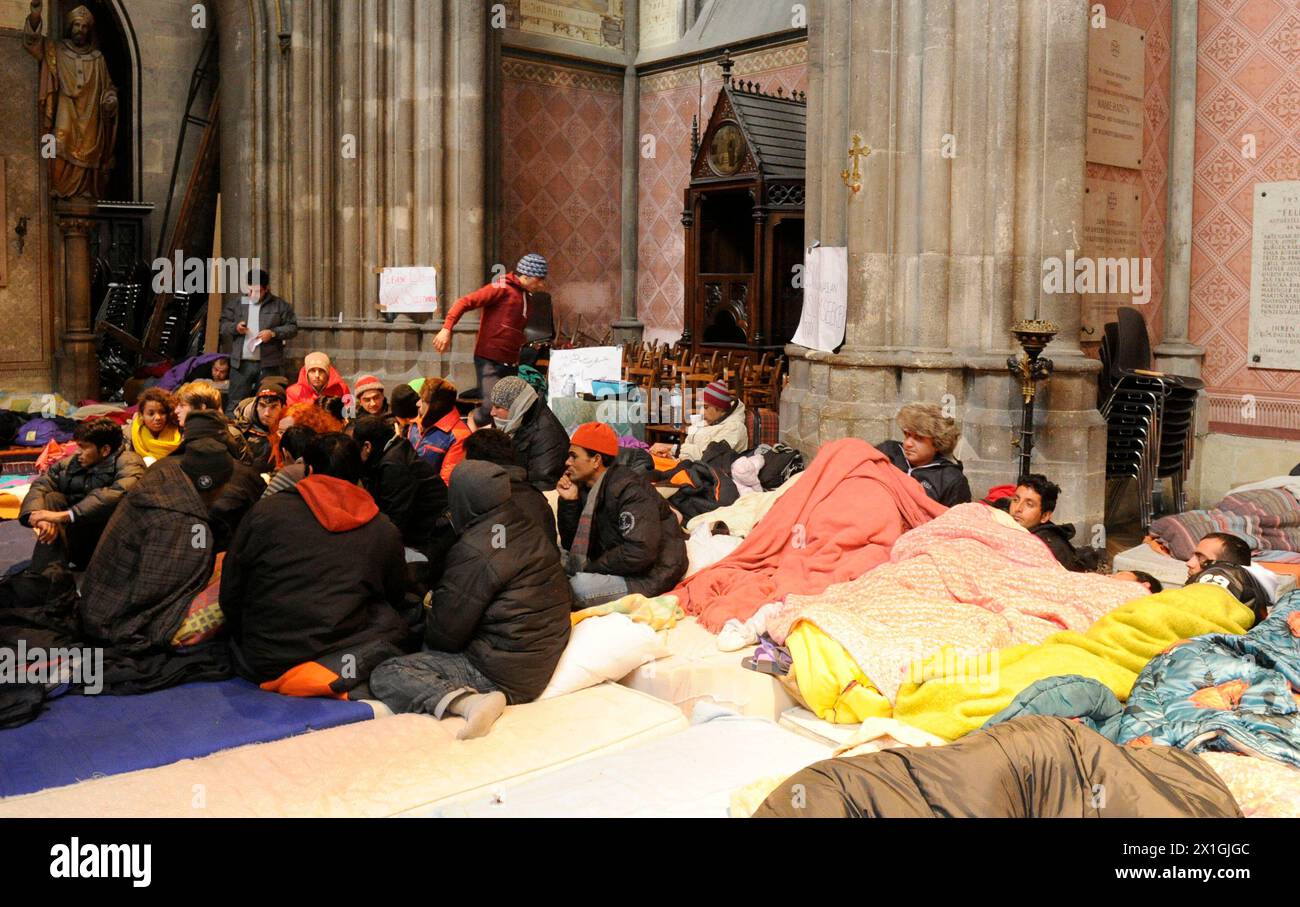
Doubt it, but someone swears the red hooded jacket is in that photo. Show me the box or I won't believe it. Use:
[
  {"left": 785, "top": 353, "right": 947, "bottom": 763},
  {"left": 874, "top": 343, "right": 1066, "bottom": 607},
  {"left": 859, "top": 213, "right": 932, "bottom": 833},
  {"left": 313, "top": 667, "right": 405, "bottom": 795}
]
[
  {"left": 286, "top": 365, "right": 351, "bottom": 405},
  {"left": 441, "top": 273, "right": 529, "bottom": 365}
]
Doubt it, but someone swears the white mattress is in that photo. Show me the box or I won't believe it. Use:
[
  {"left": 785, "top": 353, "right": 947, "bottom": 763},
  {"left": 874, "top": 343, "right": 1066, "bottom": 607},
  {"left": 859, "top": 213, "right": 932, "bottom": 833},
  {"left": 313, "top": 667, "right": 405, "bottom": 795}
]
[
  {"left": 0, "top": 683, "right": 687, "bottom": 818},
  {"left": 436, "top": 708, "right": 833, "bottom": 818},
  {"left": 619, "top": 616, "right": 796, "bottom": 720},
  {"left": 1112, "top": 543, "right": 1190, "bottom": 590}
]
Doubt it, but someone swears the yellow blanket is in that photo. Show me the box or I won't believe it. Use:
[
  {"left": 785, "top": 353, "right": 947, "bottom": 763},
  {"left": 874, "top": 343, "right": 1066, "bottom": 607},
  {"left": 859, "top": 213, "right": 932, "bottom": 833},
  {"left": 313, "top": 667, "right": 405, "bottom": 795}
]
[{"left": 892, "top": 583, "right": 1254, "bottom": 740}]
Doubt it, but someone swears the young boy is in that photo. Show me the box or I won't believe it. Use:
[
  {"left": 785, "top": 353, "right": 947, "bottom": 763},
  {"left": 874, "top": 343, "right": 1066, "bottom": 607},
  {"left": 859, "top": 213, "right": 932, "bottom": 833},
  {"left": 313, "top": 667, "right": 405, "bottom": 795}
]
[
  {"left": 20, "top": 417, "right": 146, "bottom": 570},
  {"left": 876, "top": 403, "right": 972, "bottom": 507}
]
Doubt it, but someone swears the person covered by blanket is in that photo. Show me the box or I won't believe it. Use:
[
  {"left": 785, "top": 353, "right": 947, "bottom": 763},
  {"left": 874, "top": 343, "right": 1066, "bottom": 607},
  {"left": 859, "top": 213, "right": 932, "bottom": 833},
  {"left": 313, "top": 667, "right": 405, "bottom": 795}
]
[
  {"left": 1112, "top": 570, "right": 1163, "bottom": 594},
  {"left": 1185, "top": 531, "right": 1277, "bottom": 622},
  {"left": 370, "top": 459, "right": 572, "bottom": 738},
  {"left": 407, "top": 376, "right": 470, "bottom": 485},
  {"left": 353, "top": 375, "right": 388, "bottom": 417},
  {"left": 20, "top": 416, "right": 146, "bottom": 571},
  {"left": 432, "top": 252, "right": 548, "bottom": 430},
  {"left": 232, "top": 376, "right": 286, "bottom": 472},
  {"left": 286, "top": 350, "right": 351, "bottom": 406},
  {"left": 353, "top": 414, "right": 453, "bottom": 584},
  {"left": 80, "top": 437, "right": 234, "bottom": 652},
  {"left": 126, "top": 386, "right": 181, "bottom": 460},
  {"left": 463, "top": 426, "right": 557, "bottom": 544},
  {"left": 174, "top": 379, "right": 254, "bottom": 464},
  {"left": 220, "top": 433, "right": 409, "bottom": 699},
  {"left": 488, "top": 375, "right": 568, "bottom": 491},
  {"left": 876, "top": 402, "right": 972, "bottom": 507},
  {"left": 1008, "top": 473, "right": 1101, "bottom": 572},
  {"left": 556, "top": 421, "right": 688, "bottom": 608},
  {"left": 649, "top": 379, "right": 748, "bottom": 462},
  {"left": 261, "top": 423, "right": 315, "bottom": 499}
]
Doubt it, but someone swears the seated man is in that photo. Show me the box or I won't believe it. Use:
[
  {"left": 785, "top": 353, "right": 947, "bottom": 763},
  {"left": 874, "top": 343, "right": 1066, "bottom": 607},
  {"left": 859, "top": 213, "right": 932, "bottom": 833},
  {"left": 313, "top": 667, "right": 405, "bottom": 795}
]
[
  {"left": 20, "top": 417, "right": 146, "bottom": 571},
  {"left": 1186, "top": 531, "right": 1277, "bottom": 622},
  {"left": 463, "top": 426, "right": 557, "bottom": 544},
  {"left": 175, "top": 379, "right": 255, "bottom": 464},
  {"left": 488, "top": 376, "right": 568, "bottom": 491},
  {"left": 408, "top": 377, "right": 470, "bottom": 484},
  {"left": 232, "top": 377, "right": 286, "bottom": 472},
  {"left": 556, "top": 422, "right": 688, "bottom": 608},
  {"left": 876, "top": 403, "right": 972, "bottom": 507},
  {"left": 354, "top": 375, "right": 388, "bottom": 416},
  {"left": 219, "top": 433, "right": 408, "bottom": 698},
  {"left": 176, "top": 411, "right": 268, "bottom": 552},
  {"left": 286, "top": 351, "right": 350, "bottom": 405},
  {"left": 390, "top": 384, "right": 420, "bottom": 436},
  {"left": 80, "top": 439, "right": 234, "bottom": 652},
  {"left": 649, "top": 380, "right": 748, "bottom": 463},
  {"left": 1008, "top": 473, "right": 1100, "bottom": 572},
  {"left": 262, "top": 424, "right": 316, "bottom": 498},
  {"left": 370, "top": 460, "right": 572, "bottom": 738}
]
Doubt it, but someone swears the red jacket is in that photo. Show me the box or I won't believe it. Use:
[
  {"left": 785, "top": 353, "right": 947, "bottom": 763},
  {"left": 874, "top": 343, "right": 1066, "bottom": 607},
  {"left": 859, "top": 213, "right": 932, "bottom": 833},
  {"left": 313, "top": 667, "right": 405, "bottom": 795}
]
[
  {"left": 286, "top": 365, "right": 351, "bottom": 405},
  {"left": 441, "top": 273, "right": 529, "bottom": 365}
]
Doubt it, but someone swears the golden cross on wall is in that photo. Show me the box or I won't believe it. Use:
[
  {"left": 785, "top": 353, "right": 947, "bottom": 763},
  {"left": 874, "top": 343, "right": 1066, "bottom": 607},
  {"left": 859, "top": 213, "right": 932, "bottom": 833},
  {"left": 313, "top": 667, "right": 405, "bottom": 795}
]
[{"left": 841, "top": 134, "right": 871, "bottom": 194}]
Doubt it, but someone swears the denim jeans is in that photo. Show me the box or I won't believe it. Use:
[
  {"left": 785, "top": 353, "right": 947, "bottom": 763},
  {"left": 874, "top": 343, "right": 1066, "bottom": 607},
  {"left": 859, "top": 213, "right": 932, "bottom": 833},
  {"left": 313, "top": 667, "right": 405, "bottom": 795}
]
[
  {"left": 370, "top": 649, "right": 500, "bottom": 718},
  {"left": 568, "top": 572, "right": 630, "bottom": 609},
  {"left": 472, "top": 356, "right": 517, "bottom": 426}
]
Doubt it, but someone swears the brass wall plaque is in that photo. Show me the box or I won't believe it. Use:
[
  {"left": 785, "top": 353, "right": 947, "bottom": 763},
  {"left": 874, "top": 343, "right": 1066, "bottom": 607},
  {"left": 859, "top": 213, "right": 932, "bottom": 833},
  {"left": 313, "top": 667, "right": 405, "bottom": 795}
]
[{"left": 1086, "top": 19, "right": 1145, "bottom": 170}]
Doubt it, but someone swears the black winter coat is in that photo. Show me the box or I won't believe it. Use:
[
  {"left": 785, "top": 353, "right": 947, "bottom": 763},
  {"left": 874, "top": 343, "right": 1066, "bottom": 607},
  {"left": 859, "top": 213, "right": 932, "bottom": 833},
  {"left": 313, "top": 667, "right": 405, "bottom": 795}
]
[
  {"left": 876, "top": 440, "right": 972, "bottom": 507},
  {"left": 426, "top": 499, "right": 571, "bottom": 703},
  {"left": 1030, "top": 521, "right": 1100, "bottom": 573},
  {"left": 512, "top": 398, "right": 569, "bottom": 491},
  {"left": 362, "top": 434, "right": 448, "bottom": 552},
  {"left": 557, "top": 464, "right": 688, "bottom": 597},
  {"left": 504, "top": 463, "right": 558, "bottom": 545},
  {"left": 19, "top": 448, "right": 145, "bottom": 527}
]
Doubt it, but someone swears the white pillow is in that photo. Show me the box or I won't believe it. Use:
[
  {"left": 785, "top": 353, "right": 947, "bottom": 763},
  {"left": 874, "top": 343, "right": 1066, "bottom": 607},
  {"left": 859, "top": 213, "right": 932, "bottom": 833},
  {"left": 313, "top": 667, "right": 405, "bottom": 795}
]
[{"left": 540, "top": 613, "right": 668, "bottom": 699}]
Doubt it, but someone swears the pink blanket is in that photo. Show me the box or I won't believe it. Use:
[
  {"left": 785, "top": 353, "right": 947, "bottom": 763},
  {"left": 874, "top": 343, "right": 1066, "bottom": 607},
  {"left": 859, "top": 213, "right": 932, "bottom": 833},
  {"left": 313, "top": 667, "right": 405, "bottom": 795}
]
[
  {"left": 770, "top": 503, "right": 1149, "bottom": 703},
  {"left": 672, "top": 439, "right": 946, "bottom": 632}
]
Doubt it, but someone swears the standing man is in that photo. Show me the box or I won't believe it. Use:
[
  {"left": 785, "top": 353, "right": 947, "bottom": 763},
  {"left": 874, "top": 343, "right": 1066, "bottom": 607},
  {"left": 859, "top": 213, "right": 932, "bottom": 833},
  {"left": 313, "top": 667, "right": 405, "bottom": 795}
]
[
  {"left": 432, "top": 253, "right": 548, "bottom": 430},
  {"left": 219, "top": 268, "right": 299, "bottom": 414}
]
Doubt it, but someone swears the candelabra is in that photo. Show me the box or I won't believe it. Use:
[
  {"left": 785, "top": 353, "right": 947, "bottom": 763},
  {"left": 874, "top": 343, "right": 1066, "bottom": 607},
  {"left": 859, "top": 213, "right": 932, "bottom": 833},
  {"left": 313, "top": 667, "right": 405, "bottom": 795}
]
[{"left": 1007, "top": 319, "right": 1059, "bottom": 479}]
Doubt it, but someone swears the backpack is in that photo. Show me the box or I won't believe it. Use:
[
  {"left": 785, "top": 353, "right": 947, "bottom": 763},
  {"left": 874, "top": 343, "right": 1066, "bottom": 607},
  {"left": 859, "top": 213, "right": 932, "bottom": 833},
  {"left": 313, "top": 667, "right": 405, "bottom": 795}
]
[{"left": 757, "top": 443, "right": 804, "bottom": 490}]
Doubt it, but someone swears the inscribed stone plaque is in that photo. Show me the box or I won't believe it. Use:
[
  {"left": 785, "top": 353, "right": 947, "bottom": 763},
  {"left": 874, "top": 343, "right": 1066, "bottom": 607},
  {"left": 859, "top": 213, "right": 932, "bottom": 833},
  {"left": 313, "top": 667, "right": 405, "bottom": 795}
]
[
  {"left": 1248, "top": 181, "right": 1300, "bottom": 371},
  {"left": 1086, "top": 19, "right": 1145, "bottom": 170},
  {"left": 640, "top": 0, "right": 681, "bottom": 49},
  {"left": 1081, "top": 177, "right": 1143, "bottom": 332},
  {"left": 519, "top": 0, "right": 623, "bottom": 50}
]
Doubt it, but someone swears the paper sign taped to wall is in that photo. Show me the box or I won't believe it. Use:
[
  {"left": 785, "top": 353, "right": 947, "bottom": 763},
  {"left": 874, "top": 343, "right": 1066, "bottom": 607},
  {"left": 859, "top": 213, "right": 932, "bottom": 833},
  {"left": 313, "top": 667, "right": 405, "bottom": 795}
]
[
  {"left": 547, "top": 346, "right": 623, "bottom": 401},
  {"left": 791, "top": 245, "right": 848, "bottom": 352},
  {"left": 379, "top": 267, "right": 439, "bottom": 313}
]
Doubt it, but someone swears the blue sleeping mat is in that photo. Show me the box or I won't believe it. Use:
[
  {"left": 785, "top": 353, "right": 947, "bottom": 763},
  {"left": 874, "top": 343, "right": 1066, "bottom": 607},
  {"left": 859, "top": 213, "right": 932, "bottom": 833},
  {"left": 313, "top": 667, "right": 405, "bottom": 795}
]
[{"left": 0, "top": 679, "right": 374, "bottom": 798}]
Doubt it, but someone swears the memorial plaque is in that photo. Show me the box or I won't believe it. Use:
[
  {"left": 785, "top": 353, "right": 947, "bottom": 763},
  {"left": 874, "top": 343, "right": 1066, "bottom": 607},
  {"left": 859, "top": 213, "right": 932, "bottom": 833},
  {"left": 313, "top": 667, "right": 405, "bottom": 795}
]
[
  {"left": 1086, "top": 19, "right": 1145, "bottom": 170},
  {"left": 1081, "top": 177, "right": 1143, "bottom": 332},
  {"left": 640, "top": 0, "right": 681, "bottom": 49},
  {"left": 1248, "top": 181, "right": 1300, "bottom": 371},
  {"left": 519, "top": 0, "right": 623, "bottom": 49}
]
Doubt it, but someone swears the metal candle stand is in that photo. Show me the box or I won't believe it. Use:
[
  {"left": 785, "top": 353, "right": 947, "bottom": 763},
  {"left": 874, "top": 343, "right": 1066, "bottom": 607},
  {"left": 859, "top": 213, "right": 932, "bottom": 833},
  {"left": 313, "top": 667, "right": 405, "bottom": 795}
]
[{"left": 1007, "top": 319, "right": 1059, "bottom": 480}]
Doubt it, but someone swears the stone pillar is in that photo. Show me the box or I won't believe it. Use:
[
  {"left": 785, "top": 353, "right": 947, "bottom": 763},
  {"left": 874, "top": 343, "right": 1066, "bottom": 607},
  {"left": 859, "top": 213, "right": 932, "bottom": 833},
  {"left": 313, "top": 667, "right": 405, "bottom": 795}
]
[
  {"left": 53, "top": 200, "right": 98, "bottom": 402},
  {"left": 782, "top": 0, "right": 1106, "bottom": 528},
  {"left": 1154, "top": 0, "right": 1204, "bottom": 378},
  {"left": 612, "top": 0, "right": 643, "bottom": 343}
]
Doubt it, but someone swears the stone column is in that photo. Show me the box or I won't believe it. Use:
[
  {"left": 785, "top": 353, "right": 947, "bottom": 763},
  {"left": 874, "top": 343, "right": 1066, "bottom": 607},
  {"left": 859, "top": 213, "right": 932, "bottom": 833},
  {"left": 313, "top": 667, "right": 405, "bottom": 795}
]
[
  {"left": 1154, "top": 0, "right": 1204, "bottom": 377},
  {"left": 612, "top": 0, "right": 643, "bottom": 343},
  {"left": 53, "top": 200, "right": 98, "bottom": 402}
]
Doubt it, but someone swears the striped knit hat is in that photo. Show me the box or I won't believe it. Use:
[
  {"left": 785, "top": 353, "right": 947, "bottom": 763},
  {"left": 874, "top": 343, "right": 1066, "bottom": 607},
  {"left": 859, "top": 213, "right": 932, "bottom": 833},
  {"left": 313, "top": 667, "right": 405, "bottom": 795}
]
[
  {"left": 702, "top": 380, "right": 732, "bottom": 409},
  {"left": 516, "top": 253, "right": 548, "bottom": 279},
  {"left": 354, "top": 375, "right": 384, "bottom": 396}
]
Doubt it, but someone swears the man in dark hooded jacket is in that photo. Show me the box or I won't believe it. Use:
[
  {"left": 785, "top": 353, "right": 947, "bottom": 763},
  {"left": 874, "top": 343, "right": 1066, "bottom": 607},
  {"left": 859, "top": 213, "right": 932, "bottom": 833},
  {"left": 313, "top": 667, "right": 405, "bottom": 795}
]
[
  {"left": 370, "top": 460, "right": 572, "bottom": 738},
  {"left": 176, "top": 410, "right": 267, "bottom": 552},
  {"left": 488, "top": 376, "right": 568, "bottom": 491},
  {"left": 463, "top": 425, "right": 557, "bottom": 545},
  {"left": 219, "top": 433, "right": 409, "bottom": 698}
]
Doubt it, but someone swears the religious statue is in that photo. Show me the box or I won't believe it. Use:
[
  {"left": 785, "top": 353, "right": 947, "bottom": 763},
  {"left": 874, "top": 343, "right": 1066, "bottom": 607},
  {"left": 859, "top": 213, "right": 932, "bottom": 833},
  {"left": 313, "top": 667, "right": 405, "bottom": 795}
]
[{"left": 23, "top": 1, "right": 119, "bottom": 199}]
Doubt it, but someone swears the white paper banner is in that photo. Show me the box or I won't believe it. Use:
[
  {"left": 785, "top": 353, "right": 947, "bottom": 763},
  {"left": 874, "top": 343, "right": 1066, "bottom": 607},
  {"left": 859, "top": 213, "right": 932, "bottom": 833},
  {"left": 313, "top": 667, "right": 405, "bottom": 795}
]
[
  {"left": 379, "top": 267, "right": 439, "bottom": 313},
  {"left": 547, "top": 346, "right": 623, "bottom": 401},
  {"left": 791, "top": 246, "right": 848, "bottom": 353}
]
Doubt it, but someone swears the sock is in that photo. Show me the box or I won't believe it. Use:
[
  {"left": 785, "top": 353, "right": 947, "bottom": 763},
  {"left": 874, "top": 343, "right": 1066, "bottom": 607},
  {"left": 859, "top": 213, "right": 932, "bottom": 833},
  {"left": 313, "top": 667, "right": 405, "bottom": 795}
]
[{"left": 448, "top": 690, "right": 507, "bottom": 739}]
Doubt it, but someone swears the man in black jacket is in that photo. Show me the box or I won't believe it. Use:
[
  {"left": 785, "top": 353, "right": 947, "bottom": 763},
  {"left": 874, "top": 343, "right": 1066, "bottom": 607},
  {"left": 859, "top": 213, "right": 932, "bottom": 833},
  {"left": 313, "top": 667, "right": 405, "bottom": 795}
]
[
  {"left": 20, "top": 417, "right": 145, "bottom": 570},
  {"left": 218, "top": 267, "right": 299, "bottom": 411},
  {"left": 219, "top": 433, "right": 408, "bottom": 698},
  {"left": 556, "top": 421, "right": 688, "bottom": 608},
  {"left": 876, "top": 402, "right": 972, "bottom": 507},
  {"left": 1009, "top": 474, "right": 1100, "bottom": 572},
  {"left": 488, "top": 376, "right": 568, "bottom": 491},
  {"left": 463, "top": 426, "right": 557, "bottom": 545},
  {"left": 370, "top": 460, "right": 572, "bottom": 738}
]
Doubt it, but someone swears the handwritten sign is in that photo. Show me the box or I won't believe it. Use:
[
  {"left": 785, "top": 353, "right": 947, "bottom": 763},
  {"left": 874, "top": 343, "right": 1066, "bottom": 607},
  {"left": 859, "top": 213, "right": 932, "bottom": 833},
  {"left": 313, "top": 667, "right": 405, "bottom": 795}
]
[
  {"left": 547, "top": 346, "right": 623, "bottom": 401},
  {"left": 379, "top": 267, "right": 438, "bottom": 313},
  {"left": 791, "top": 246, "right": 848, "bottom": 353}
]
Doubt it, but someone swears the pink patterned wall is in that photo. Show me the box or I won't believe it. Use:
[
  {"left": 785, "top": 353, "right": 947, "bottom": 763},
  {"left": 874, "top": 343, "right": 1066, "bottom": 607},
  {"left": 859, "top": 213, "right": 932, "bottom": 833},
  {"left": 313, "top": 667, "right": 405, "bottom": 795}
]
[
  {"left": 1192, "top": 0, "right": 1300, "bottom": 436},
  {"left": 637, "top": 43, "right": 808, "bottom": 342},
  {"left": 499, "top": 56, "right": 624, "bottom": 333},
  {"left": 1085, "top": 0, "right": 1173, "bottom": 343}
]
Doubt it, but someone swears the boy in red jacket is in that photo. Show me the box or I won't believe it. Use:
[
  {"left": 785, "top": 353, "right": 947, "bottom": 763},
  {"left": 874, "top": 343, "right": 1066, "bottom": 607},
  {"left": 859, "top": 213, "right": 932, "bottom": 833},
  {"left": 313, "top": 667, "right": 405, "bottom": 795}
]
[{"left": 432, "top": 253, "right": 548, "bottom": 429}]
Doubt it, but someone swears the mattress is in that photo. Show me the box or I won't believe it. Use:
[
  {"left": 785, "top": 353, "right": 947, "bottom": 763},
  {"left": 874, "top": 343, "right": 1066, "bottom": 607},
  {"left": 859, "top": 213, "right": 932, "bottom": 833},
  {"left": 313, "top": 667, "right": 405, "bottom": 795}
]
[
  {"left": 0, "top": 682, "right": 686, "bottom": 817},
  {"left": 435, "top": 707, "right": 833, "bottom": 818},
  {"left": 619, "top": 616, "right": 796, "bottom": 719},
  {"left": 1111, "top": 543, "right": 1190, "bottom": 589}
]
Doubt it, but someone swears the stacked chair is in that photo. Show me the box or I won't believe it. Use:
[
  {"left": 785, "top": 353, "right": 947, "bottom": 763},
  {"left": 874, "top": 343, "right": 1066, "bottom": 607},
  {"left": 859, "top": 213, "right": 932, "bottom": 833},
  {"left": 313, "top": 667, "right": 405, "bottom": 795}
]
[{"left": 1099, "top": 307, "right": 1203, "bottom": 527}]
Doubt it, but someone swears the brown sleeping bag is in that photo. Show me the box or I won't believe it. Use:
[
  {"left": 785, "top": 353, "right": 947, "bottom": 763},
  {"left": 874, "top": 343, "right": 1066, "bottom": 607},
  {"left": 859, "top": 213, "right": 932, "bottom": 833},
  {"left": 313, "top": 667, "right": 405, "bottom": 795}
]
[{"left": 753, "top": 716, "right": 1242, "bottom": 819}]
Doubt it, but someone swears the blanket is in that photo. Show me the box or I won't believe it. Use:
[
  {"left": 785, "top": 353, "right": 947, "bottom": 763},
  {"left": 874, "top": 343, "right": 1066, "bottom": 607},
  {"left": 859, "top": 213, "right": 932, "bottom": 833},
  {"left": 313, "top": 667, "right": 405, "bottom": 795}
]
[
  {"left": 571, "top": 593, "right": 684, "bottom": 630},
  {"left": 893, "top": 583, "right": 1255, "bottom": 740},
  {"left": 682, "top": 471, "right": 802, "bottom": 536},
  {"left": 1149, "top": 487, "right": 1300, "bottom": 561},
  {"left": 672, "top": 439, "right": 945, "bottom": 632},
  {"left": 770, "top": 503, "right": 1147, "bottom": 720}
]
